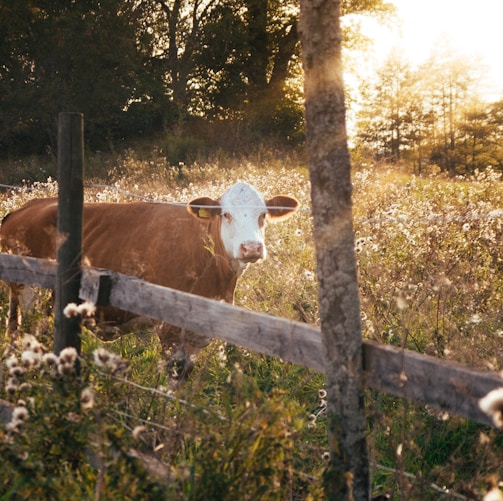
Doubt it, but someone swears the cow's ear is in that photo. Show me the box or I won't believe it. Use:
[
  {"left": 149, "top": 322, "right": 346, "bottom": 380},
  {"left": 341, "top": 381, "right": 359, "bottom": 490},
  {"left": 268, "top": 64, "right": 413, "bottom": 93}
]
[
  {"left": 188, "top": 197, "right": 221, "bottom": 219},
  {"left": 266, "top": 196, "right": 299, "bottom": 221}
]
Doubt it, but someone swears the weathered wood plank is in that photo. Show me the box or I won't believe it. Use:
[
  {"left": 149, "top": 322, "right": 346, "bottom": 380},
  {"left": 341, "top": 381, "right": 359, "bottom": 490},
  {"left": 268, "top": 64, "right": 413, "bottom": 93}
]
[
  {"left": 362, "top": 341, "right": 502, "bottom": 427},
  {"left": 1, "top": 254, "right": 502, "bottom": 427},
  {"left": 100, "top": 270, "right": 326, "bottom": 373},
  {"left": 83, "top": 269, "right": 503, "bottom": 427},
  {"left": 0, "top": 254, "right": 57, "bottom": 289}
]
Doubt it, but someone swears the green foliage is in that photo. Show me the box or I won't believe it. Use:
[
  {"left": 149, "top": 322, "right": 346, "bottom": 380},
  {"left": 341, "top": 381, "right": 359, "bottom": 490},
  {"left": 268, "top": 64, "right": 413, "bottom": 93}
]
[
  {"left": 0, "top": 0, "right": 158, "bottom": 157},
  {"left": 0, "top": 335, "right": 169, "bottom": 499},
  {"left": 355, "top": 47, "right": 503, "bottom": 174},
  {"left": 0, "top": 0, "right": 396, "bottom": 158}
]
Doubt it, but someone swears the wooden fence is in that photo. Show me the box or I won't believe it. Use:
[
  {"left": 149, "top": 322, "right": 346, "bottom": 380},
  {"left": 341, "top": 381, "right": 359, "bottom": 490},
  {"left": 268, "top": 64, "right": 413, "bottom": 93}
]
[
  {"left": 0, "top": 252, "right": 502, "bottom": 428},
  {"left": 0, "top": 112, "right": 501, "bottom": 431}
]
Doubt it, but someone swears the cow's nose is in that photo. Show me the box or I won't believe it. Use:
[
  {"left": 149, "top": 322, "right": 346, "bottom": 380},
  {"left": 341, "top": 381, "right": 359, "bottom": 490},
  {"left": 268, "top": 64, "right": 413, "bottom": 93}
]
[{"left": 239, "top": 241, "right": 264, "bottom": 262}]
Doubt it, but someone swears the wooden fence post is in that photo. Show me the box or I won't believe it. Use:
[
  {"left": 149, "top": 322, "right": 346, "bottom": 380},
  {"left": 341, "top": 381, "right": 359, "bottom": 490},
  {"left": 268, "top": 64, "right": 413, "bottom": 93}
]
[
  {"left": 54, "top": 112, "right": 84, "bottom": 355},
  {"left": 300, "top": 1, "right": 370, "bottom": 499}
]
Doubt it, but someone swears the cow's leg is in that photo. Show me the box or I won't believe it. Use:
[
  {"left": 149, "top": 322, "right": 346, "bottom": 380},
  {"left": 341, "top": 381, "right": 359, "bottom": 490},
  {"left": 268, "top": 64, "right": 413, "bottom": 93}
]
[
  {"left": 180, "top": 330, "right": 211, "bottom": 378},
  {"left": 157, "top": 324, "right": 210, "bottom": 381},
  {"left": 6, "top": 283, "right": 22, "bottom": 334}
]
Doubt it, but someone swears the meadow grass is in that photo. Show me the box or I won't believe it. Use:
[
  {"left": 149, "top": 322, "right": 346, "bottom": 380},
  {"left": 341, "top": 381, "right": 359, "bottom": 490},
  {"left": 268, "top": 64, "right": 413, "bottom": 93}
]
[{"left": 0, "top": 150, "right": 501, "bottom": 499}]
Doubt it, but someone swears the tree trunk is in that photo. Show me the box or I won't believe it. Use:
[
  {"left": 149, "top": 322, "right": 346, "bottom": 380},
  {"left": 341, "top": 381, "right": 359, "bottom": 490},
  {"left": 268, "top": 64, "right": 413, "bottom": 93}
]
[
  {"left": 299, "top": 1, "right": 370, "bottom": 500},
  {"left": 246, "top": 0, "right": 269, "bottom": 93}
]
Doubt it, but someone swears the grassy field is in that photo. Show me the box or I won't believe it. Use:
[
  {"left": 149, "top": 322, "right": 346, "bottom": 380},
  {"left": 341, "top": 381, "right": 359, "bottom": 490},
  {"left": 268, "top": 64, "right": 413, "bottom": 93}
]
[{"left": 0, "top": 150, "right": 502, "bottom": 500}]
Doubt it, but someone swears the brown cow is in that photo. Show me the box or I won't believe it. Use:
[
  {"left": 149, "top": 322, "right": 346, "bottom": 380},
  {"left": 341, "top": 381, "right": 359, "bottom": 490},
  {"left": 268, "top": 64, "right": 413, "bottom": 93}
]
[{"left": 1, "top": 182, "right": 299, "bottom": 376}]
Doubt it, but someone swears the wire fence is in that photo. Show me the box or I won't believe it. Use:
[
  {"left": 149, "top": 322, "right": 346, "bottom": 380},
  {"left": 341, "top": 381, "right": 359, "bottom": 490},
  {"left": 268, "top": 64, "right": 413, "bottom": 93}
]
[{"left": 1, "top": 181, "right": 502, "bottom": 226}]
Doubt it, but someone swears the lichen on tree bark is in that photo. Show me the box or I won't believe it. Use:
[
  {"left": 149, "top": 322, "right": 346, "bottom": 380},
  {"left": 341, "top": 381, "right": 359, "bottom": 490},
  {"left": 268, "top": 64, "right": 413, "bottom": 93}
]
[{"left": 299, "top": 1, "right": 370, "bottom": 499}]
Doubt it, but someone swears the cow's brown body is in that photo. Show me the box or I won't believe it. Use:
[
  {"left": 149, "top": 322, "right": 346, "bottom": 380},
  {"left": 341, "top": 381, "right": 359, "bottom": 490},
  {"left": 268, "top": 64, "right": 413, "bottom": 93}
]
[{"left": 0, "top": 184, "right": 298, "bottom": 376}]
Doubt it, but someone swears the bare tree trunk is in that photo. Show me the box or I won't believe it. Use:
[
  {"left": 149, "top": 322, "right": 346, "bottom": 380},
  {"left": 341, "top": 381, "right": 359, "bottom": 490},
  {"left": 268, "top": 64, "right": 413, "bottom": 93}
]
[{"left": 299, "top": 2, "right": 370, "bottom": 500}]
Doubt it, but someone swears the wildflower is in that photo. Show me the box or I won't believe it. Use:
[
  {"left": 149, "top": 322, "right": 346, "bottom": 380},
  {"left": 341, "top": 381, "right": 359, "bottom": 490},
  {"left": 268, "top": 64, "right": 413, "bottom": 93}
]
[
  {"left": 469, "top": 313, "right": 482, "bottom": 325},
  {"left": 80, "top": 387, "right": 95, "bottom": 410},
  {"left": 395, "top": 294, "right": 408, "bottom": 310},
  {"left": 93, "top": 347, "right": 111, "bottom": 367},
  {"left": 63, "top": 300, "right": 97, "bottom": 319},
  {"left": 12, "top": 406, "right": 29, "bottom": 422},
  {"left": 59, "top": 347, "right": 78, "bottom": 366},
  {"left": 92, "top": 348, "right": 129, "bottom": 374},
  {"left": 22, "top": 334, "right": 43, "bottom": 354},
  {"left": 66, "top": 412, "right": 81, "bottom": 423},
  {"left": 433, "top": 274, "right": 452, "bottom": 291},
  {"left": 318, "top": 389, "right": 327, "bottom": 399},
  {"left": 321, "top": 451, "right": 330, "bottom": 461},
  {"left": 58, "top": 363, "right": 74, "bottom": 376},
  {"left": 479, "top": 388, "right": 503, "bottom": 428},
  {"left": 7, "top": 374, "right": 20, "bottom": 395},
  {"left": 21, "top": 350, "right": 42, "bottom": 369},
  {"left": 78, "top": 301, "right": 96, "bottom": 317},
  {"left": 488, "top": 208, "right": 503, "bottom": 219},
  {"left": 42, "top": 353, "right": 58, "bottom": 367},
  {"left": 8, "top": 363, "right": 26, "bottom": 378},
  {"left": 218, "top": 344, "right": 227, "bottom": 367},
  {"left": 5, "top": 420, "right": 23, "bottom": 434},
  {"left": 307, "top": 414, "right": 317, "bottom": 429},
  {"left": 58, "top": 347, "right": 78, "bottom": 375},
  {"left": 132, "top": 425, "right": 147, "bottom": 440},
  {"left": 483, "top": 487, "right": 503, "bottom": 501},
  {"left": 303, "top": 270, "right": 315, "bottom": 280},
  {"left": 6, "top": 356, "right": 19, "bottom": 370},
  {"left": 479, "top": 431, "right": 490, "bottom": 445},
  {"left": 157, "top": 359, "right": 168, "bottom": 374},
  {"left": 63, "top": 303, "right": 80, "bottom": 318},
  {"left": 4, "top": 405, "right": 29, "bottom": 434}
]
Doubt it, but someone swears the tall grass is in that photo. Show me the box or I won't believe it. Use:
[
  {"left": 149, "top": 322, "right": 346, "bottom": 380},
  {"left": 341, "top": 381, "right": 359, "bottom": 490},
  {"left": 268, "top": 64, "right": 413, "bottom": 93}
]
[{"left": 0, "top": 150, "right": 502, "bottom": 499}]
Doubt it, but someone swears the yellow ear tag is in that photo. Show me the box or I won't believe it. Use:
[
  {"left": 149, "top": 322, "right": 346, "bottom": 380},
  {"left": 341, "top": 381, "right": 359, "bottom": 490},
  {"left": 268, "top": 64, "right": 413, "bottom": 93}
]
[{"left": 198, "top": 208, "right": 210, "bottom": 218}]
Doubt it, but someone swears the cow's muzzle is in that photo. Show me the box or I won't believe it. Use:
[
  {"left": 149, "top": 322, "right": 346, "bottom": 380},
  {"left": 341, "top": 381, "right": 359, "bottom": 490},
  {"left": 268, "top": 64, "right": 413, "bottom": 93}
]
[{"left": 239, "top": 242, "right": 264, "bottom": 262}]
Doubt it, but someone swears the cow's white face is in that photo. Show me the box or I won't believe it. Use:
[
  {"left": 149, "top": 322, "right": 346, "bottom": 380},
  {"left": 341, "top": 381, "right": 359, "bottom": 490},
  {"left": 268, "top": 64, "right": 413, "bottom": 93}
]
[
  {"left": 219, "top": 183, "right": 268, "bottom": 266},
  {"left": 188, "top": 182, "right": 299, "bottom": 272}
]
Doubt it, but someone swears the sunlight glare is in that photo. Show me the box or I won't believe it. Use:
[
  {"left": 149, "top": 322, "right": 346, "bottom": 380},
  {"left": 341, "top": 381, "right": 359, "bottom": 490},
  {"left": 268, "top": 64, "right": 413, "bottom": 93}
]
[{"left": 361, "top": 0, "right": 503, "bottom": 99}]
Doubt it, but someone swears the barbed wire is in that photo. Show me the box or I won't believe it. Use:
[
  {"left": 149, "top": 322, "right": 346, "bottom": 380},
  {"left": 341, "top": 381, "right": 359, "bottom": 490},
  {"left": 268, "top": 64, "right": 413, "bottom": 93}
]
[
  {"left": 0, "top": 183, "right": 44, "bottom": 193},
  {"left": 357, "top": 212, "right": 503, "bottom": 225},
  {"left": 371, "top": 463, "right": 468, "bottom": 500},
  {"left": 1, "top": 182, "right": 502, "bottom": 225}
]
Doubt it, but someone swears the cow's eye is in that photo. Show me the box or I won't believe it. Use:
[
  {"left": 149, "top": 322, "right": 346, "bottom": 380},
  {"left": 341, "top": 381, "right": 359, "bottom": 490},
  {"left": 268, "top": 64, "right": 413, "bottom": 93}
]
[
  {"left": 223, "top": 213, "right": 233, "bottom": 223},
  {"left": 258, "top": 213, "right": 266, "bottom": 227}
]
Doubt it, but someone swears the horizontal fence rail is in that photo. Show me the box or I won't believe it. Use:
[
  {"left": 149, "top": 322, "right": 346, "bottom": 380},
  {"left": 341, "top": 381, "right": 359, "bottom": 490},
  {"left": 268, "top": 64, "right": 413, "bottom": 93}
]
[{"left": 0, "top": 252, "right": 502, "bottom": 427}]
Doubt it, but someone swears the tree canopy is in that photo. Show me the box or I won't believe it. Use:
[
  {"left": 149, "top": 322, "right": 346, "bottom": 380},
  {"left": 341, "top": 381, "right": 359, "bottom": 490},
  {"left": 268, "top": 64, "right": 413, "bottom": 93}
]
[
  {"left": 354, "top": 45, "right": 503, "bottom": 174},
  {"left": 0, "top": 0, "right": 151, "bottom": 153},
  {"left": 0, "top": 0, "right": 393, "bottom": 158}
]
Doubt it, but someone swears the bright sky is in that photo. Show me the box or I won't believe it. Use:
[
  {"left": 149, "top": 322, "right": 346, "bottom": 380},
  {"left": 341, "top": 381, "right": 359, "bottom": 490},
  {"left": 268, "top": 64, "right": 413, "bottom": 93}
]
[{"left": 365, "top": 0, "right": 503, "bottom": 99}]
